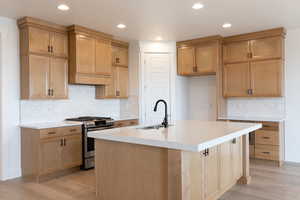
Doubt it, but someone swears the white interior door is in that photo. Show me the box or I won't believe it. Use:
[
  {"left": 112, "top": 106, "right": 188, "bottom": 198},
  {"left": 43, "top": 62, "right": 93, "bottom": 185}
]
[{"left": 142, "top": 53, "right": 171, "bottom": 125}]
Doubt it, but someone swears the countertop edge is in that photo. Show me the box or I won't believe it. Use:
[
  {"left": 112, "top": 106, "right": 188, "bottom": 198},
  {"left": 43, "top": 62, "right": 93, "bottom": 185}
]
[
  {"left": 218, "top": 116, "right": 285, "bottom": 122},
  {"left": 88, "top": 123, "right": 262, "bottom": 152}
]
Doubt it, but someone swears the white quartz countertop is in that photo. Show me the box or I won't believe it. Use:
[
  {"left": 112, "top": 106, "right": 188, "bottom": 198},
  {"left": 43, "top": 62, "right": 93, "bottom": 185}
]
[
  {"left": 19, "top": 121, "right": 83, "bottom": 129},
  {"left": 19, "top": 118, "right": 139, "bottom": 129},
  {"left": 218, "top": 116, "right": 285, "bottom": 122},
  {"left": 88, "top": 120, "right": 262, "bottom": 152}
]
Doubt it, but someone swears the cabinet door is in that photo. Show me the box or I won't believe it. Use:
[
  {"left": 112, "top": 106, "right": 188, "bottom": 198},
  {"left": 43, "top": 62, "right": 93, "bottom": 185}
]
[
  {"left": 95, "top": 39, "right": 112, "bottom": 75},
  {"left": 250, "top": 60, "right": 283, "bottom": 97},
  {"left": 223, "top": 41, "right": 250, "bottom": 63},
  {"left": 62, "top": 135, "right": 82, "bottom": 169},
  {"left": 250, "top": 37, "right": 283, "bottom": 60},
  {"left": 177, "top": 47, "right": 196, "bottom": 75},
  {"left": 219, "top": 141, "right": 233, "bottom": 191},
  {"left": 204, "top": 147, "right": 220, "bottom": 200},
  {"left": 113, "top": 46, "right": 128, "bottom": 66},
  {"left": 232, "top": 138, "right": 243, "bottom": 181},
  {"left": 115, "top": 67, "right": 128, "bottom": 97},
  {"left": 76, "top": 35, "right": 96, "bottom": 74},
  {"left": 223, "top": 63, "right": 250, "bottom": 97},
  {"left": 28, "top": 27, "right": 51, "bottom": 55},
  {"left": 195, "top": 41, "right": 218, "bottom": 74},
  {"left": 50, "top": 58, "right": 68, "bottom": 99},
  {"left": 39, "top": 137, "right": 62, "bottom": 175},
  {"left": 51, "top": 32, "right": 68, "bottom": 58},
  {"left": 28, "top": 54, "right": 50, "bottom": 99}
]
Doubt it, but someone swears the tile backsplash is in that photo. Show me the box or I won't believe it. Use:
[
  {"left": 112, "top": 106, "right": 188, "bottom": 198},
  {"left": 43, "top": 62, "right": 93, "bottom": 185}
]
[
  {"left": 20, "top": 85, "right": 120, "bottom": 124},
  {"left": 227, "top": 97, "right": 285, "bottom": 118}
]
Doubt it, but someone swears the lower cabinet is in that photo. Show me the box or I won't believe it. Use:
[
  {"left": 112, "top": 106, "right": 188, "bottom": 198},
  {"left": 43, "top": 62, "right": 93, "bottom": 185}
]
[
  {"left": 183, "top": 137, "right": 243, "bottom": 200},
  {"left": 21, "top": 126, "right": 82, "bottom": 182}
]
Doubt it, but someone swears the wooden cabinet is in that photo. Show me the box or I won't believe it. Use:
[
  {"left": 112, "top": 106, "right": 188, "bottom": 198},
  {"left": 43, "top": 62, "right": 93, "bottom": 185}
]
[
  {"left": 112, "top": 45, "right": 128, "bottom": 66},
  {"left": 62, "top": 135, "right": 82, "bottom": 169},
  {"left": 223, "top": 41, "right": 250, "bottom": 63},
  {"left": 68, "top": 25, "right": 113, "bottom": 85},
  {"left": 204, "top": 147, "right": 220, "bottom": 200},
  {"left": 39, "top": 137, "right": 62, "bottom": 174},
  {"left": 223, "top": 28, "right": 285, "bottom": 97},
  {"left": 95, "top": 40, "right": 129, "bottom": 99},
  {"left": 250, "top": 60, "right": 283, "bottom": 97},
  {"left": 177, "top": 36, "right": 222, "bottom": 76},
  {"left": 18, "top": 17, "right": 69, "bottom": 100},
  {"left": 219, "top": 141, "right": 233, "bottom": 190},
  {"left": 21, "top": 126, "right": 82, "bottom": 182},
  {"left": 223, "top": 63, "right": 250, "bottom": 97}
]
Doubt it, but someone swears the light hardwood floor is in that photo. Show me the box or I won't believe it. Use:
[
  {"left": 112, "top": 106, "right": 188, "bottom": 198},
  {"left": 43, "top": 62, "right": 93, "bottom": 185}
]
[{"left": 0, "top": 160, "right": 300, "bottom": 200}]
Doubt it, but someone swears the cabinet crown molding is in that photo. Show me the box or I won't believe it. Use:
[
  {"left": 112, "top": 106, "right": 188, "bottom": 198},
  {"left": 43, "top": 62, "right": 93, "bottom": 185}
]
[
  {"left": 112, "top": 39, "right": 129, "bottom": 48},
  {"left": 17, "top": 17, "right": 67, "bottom": 33},
  {"left": 67, "top": 25, "right": 113, "bottom": 40},
  {"left": 223, "top": 27, "right": 286, "bottom": 43},
  {"left": 177, "top": 35, "right": 223, "bottom": 47}
]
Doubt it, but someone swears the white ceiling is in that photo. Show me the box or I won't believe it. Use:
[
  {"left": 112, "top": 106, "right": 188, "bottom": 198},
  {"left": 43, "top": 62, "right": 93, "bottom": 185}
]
[{"left": 1, "top": 0, "right": 299, "bottom": 41}]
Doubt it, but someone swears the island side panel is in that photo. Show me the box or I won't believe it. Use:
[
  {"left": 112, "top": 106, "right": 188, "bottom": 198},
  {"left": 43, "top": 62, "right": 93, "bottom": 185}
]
[
  {"left": 238, "top": 134, "right": 251, "bottom": 184},
  {"left": 95, "top": 139, "right": 169, "bottom": 200}
]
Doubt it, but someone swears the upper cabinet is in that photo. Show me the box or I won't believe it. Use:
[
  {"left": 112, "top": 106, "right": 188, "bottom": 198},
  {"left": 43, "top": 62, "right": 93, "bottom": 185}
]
[
  {"left": 177, "top": 36, "right": 222, "bottom": 76},
  {"left": 96, "top": 40, "right": 129, "bottom": 99},
  {"left": 18, "top": 17, "right": 69, "bottom": 100},
  {"left": 223, "top": 28, "right": 285, "bottom": 97},
  {"left": 68, "top": 25, "right": 113, "bottom": 85}
]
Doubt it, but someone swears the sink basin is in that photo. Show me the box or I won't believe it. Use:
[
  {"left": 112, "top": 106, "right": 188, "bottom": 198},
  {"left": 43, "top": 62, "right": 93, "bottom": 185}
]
[{"left": 136, "top": 124, "right": 173, "bottom": 130}]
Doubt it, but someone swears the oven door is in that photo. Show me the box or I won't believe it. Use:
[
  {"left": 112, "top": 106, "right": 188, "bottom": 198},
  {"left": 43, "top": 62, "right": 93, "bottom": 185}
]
[{"left": 85, "top": 126, "right": 115, "bottom": 158}]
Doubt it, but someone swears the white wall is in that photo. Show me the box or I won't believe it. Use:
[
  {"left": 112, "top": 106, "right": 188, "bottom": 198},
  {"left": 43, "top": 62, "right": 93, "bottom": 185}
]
[
  {"left": 187, "top": 76, "right": 217, "bottom": 120},
  {"left": 285, "top": 28, "right": 300, "bottom": 163},
  {"left": 0, "top": 17, "right": 21, "bottom": 180}
]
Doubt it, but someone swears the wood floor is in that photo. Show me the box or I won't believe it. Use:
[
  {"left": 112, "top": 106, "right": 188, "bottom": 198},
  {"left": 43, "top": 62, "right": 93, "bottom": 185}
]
[{"left": 0, "top": 160, "right": 300, "bottom": 200}]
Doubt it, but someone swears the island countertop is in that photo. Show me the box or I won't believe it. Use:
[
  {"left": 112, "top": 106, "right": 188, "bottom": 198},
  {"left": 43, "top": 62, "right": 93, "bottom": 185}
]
[{"left": 88, "top": 120, "right": 262, "bottom": 152}]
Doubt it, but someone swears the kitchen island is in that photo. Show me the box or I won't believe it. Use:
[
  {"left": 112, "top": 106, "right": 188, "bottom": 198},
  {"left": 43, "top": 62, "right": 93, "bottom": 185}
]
[{"left": 88, "top": 120, "right": 261, "bottom": 200}]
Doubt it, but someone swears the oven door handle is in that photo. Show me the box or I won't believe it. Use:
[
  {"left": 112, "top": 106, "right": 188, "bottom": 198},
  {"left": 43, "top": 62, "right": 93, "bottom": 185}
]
[{"left": 87, "top": 126, "right": 115, "bottom": 132}]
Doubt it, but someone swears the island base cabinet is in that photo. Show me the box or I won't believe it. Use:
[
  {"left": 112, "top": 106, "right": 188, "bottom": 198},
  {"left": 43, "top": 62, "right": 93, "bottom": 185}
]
[{"left": 95, "top": 137, "right": 245, "bottom": 200}]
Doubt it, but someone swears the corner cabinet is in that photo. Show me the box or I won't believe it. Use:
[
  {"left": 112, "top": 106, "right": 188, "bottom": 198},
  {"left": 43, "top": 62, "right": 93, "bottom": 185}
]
[
  {"left": 223, "top": 28, "right": 285, "bottom": 97},
  {"left": 18, "top": 17, "right": 68, "bottom": 100},
  {"left": 21, "top": 126, "right": 82, "bottom": 182},
  {"left": 95, "top": 40, "right": 129, "bottom": 99},
  {"left": 68, "top": 25, "right": 113, "bottom": 85},
  {"left": 177, "top": 36, "right": 222, "bottom": 76}
]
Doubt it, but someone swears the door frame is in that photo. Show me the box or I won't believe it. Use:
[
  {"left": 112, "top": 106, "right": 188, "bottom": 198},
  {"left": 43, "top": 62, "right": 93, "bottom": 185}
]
[{"left": 139, "top": 51, "right": 174, "bottom": 125}]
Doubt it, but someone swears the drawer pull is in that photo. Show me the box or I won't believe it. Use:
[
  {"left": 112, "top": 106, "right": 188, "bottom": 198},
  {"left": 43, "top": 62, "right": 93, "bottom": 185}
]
[
  {"left": 47, "top": 132, "right": 56, "bottom": 135},
  {"left": 262, "top": 152, "right": 270, "bottom": 154},
  {"left": 69, "top": 129, "right": 77, "bottom": 132},
  {"left": 262, "top": 137, "right": 270, "bottom": 139}
]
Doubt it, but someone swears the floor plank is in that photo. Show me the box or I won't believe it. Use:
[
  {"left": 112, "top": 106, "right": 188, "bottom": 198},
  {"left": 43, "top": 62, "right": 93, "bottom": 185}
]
[{"left": 0, "top": 160, "right": 299, "bottom": 200}]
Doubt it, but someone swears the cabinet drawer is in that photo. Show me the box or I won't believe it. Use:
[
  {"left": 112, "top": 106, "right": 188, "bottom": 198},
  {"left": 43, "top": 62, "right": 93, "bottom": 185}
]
[
  {"left": 60, "top": 126, "right": 82, "bottom": 136},
  {"left": 40, "top": 128, "right": 61, "bottom": 139},
  {"left": 255, "top": 130, "right": 279, "bottom": 145},
  {"left": 261, "top": 122, "right": 279, "bottom": 130},
  {"left": 255, "top": 145, "right": 279, "bottom": 161},
  {"left": 115, "top": 120, "right": 138, "bottom": 127}
]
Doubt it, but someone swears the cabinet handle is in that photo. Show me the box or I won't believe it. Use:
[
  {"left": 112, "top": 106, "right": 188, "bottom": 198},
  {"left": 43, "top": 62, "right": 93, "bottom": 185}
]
[
  {"left": 69, "top": 129, "right": 77, "bottom": 132},
  {"left": 262, "top": 137, "right": 270, "bottom": 139},
  {"left": 60, "top": 139, "right": 64, "bottom": 146},
  {"left": 63, "top": 138, "right": 66, "bottom": 146},
  {"left": 262, "top": 152, "right": 270, "bottom": 154},
  {"left": 48, "top": 131, "right": 56, "bottom": 135},
  {"left": 232, "top": 138, "right": 237, "bottom": 144},
  {"left": 193, "top": 66, "right": 198, "bottom": 72},
  {"left": 249, "top": 52, "right": 253, "bottom": 59},
  {"left": 116, "top": 91, "right": 120, "bottom": 96},
  {"left": 247, "top": 89, "right": 253, "bottom": 95},
  {"left": 203, "top": 149, "right": 209, "bottom": 156},
  {"left": 48, "top": 88, "right": 51, "bottom": 96},
  {"left": 48, "top": 45, "right": 51, "bottom": 52},
  {"left": 116, "top": 57, "right": 120, "bottom": 63}
]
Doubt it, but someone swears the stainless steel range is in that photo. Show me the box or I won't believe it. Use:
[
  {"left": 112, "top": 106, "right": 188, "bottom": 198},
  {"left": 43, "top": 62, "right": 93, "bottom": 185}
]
[{"left": 65, "top": 116, "right": 115, "bottom": 169}]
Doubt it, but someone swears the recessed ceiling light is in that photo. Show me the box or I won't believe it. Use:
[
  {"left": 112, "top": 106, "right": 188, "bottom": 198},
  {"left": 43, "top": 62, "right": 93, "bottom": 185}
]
[
  {"left": 222, "top": 23, "right": 232, "bottom": 28},
  {"left": 57, "top": 4, "right": 70, "bottom": 11},
  {"left": 155, "top": 36, "right": 163, "bottom": 41},
  {"left": 192, "top": 3, "right": 204, "bottom": 10},
  {"left": 117, "top": 24, "right": 126, "bottom": 29}
]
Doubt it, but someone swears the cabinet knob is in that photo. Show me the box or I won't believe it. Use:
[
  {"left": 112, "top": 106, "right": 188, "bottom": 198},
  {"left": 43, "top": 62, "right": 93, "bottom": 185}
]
[
  {"left": 116, "top": 58, "right": 120, "bottom": 63},
  {"left": 247, "top": 89, "right": 253, "bottom": 95}
]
